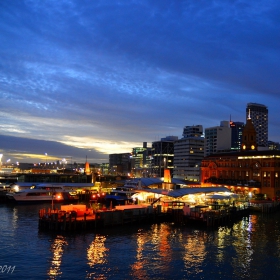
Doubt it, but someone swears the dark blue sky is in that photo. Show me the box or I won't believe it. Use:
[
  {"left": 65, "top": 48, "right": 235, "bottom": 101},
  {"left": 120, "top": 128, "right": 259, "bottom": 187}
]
[{"left": 0, "top": 0, "right": 280, "bottom": 164}]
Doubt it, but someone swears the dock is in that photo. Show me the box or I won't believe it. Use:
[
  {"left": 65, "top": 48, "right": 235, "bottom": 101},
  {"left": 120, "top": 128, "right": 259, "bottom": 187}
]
[
  {"left": 38, "top": 202, "right": 255, "bottom": 232},
  {"left": 249, "top": 200, "right": 280, "bottom": 213},
  {"left": 170, "top": 204, "right": 250, "bottom": 227},
  {"left": 38, "top": 204, "right": 172, "bottom": 231}
]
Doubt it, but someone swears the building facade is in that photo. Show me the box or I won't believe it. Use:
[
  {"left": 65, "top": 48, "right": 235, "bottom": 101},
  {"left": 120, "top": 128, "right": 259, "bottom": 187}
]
[
  {"left": 230, "top": 120, "right": 244, "bottom": 151},
  {"left": 201, "top": 115, "right": 280, "bottom": 199},
  {"left": 204, "top": 121, "right": 231, "bottom": 156},
  {"left": 108, "top": 153, "right": 131, "bottom": 176},
  {"left": 130, "top": 142, "right": 152, "bottom": 177},
  {"left": 200, "top": 150, "right": 280, "bottom": 199},
  {"left": 246, "top": 103, "right": 268, "bottom": 147},
  {"left": 173, "top": 125, "right": 204, "bottom": 181},
  {"left": 151, "top": 136, "right": 178, "bottom": 177}
]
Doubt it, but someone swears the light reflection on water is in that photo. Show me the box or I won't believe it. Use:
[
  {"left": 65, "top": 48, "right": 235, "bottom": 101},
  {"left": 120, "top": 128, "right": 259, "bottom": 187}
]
[
  {"left": 1, "top": 203, "right": 280, "bottom": 279},
  {"left": 87, "top": 235, "right": 109, "bottom": 279},
  {"left": 48, "top": 236, "right": 68, "bottom": 279}
]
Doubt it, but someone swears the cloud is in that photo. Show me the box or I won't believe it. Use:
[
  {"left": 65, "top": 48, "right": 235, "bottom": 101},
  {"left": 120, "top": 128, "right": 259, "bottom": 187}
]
[
  {"left": 0, "top": 0, "right": 280, "bottom": 163},
  {"left": 0, "top": 135, "right": 107, "bottom": 163}
]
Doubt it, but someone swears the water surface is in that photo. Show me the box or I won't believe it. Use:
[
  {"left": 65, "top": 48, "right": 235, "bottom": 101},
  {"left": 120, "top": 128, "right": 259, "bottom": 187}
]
[{"left": 0, "top": 203, "right": 279, "bottom": 279}]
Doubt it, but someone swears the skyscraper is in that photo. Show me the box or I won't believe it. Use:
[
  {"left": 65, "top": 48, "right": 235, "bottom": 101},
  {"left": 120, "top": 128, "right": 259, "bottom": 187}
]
[
  {"left": 151, "top": 136, "right": 178, "bottom": 177},
  {"left": 230, "top": 120, "right": 244, "bottom": 151},
  {"left": 246, "top": 103, "right": 268, "bottom": 147},
  {"left": 173, "top": 125, "right": 204, "bottom": 181}
]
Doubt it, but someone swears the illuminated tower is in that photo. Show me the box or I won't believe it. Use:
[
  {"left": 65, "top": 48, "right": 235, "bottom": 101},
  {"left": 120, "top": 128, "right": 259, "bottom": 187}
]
[
  {"left": 85, "top": 156, "right": 91, "bottom": 175},
  {"left": 246, "top": 103, "right": 268, "bottom": 147},
  {"left": 241, "top": 110, "right": 258, "bottom": 151}
]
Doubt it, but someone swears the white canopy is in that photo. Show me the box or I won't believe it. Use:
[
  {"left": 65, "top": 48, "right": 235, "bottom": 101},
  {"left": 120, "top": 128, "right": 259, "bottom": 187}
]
[{"left": 135, "top": 186, "right": 231, "bottom": 198}]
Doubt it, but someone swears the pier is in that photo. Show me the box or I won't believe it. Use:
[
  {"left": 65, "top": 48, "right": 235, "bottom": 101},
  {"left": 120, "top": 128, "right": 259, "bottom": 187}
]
[
  {"left": 38, "top": 204, "right": 170, "bottom": 231},
  {"left": 38, "top": 202, "right": 254, "bottom": 232},
  {"left": 171, "top": 204, "right": 250, "bottom": 227},
  {"left": 249, "top": 200, "right": 280, "bottom": 213}
]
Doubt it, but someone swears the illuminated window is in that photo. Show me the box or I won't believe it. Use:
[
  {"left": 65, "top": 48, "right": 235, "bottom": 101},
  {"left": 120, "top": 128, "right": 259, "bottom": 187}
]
[
  {"left": 264, "top": 172, "right": 266, "bottom": 177},
  {"left": 275, "top": 172, "right": 278, "bottom": 178}
]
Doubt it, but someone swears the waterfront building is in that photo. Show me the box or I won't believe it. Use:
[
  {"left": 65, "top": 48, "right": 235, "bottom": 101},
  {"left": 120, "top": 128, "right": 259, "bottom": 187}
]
[
  {"left": 201, "top": 115, "right": 280, "bottom": 199},
  {"left": 246, "top": 103, "right": 268, "bottom": 147},
  {"left": 200, "top": 149, "right": 280, "bottom": 199},
  {"left": 151, "top": 136, "right": 178, "bottom": 177},
  {"left": 204, "top": 121, "right": 231, "bottom": 157},
  {"left": 173, "top": 125, "right": 204, "bottom": 181},
  {"left": 109, "top": 153, "right": 131, "bottom": 176}
]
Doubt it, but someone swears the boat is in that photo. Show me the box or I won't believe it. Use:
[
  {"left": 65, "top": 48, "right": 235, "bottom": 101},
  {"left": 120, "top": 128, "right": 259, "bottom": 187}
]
[
  {"left": 8, "top": 182, "right": 95, "bottom": 193},
  {"left": 6, "top": 184, "right": 79, "bottom": 203},
  {"left": 8, "top": 182, "right": 38, "bottom": 193}
]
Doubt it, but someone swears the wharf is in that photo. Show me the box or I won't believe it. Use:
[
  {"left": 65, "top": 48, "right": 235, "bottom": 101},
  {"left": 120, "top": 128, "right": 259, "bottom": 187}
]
[
  {"left": 38, "top": 204, "right": 170, "bottom": 232},
  {"left": 38, "top": 202, "right": 253, "bottom": 232},
  {"left": 249, "top": 200, "right": 280, "bottom": 213},
  {"left": 171, "top": 204, "right": 250, "bottom": 227}
]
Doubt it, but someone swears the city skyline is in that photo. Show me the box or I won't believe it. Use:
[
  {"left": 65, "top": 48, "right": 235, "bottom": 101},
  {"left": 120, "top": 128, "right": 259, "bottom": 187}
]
[{"left": 1, "top": 1, "right": 280, "bottom": 164}]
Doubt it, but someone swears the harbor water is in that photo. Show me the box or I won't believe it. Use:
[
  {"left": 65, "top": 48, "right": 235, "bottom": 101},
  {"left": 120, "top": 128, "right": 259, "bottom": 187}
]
[{"left": 0, "top": 202, "right": 280, "bottom": 280}]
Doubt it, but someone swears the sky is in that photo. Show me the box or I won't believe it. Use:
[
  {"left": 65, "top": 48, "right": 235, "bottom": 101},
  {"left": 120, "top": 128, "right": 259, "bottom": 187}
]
[{"left": 0, "top": 0, "right": 280, "bottom": 165}]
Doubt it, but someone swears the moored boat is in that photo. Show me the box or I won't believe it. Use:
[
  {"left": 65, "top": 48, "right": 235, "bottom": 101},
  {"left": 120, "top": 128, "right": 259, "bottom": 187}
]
[{"left": 6, "top": 184, "right": 79, "bottom": 203}]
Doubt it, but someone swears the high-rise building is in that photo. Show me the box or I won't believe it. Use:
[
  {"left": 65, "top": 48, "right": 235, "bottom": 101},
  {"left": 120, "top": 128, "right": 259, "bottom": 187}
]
[
  {"left": 230, "top": 120, "right": 244, "bottom": 151},
  {"left": 130, "top": 142, "right": 152, "bottom": 177},
  {"left": 109, "top": 153, "right": 131, "bottom": 175},
  {"left": 204, "top": 121, "right": 231, "bottom": 156},
  {"left": 173, "top": 125, "right": 204, "bottom": 181},
  {"left": 246, "top": 103, "right": 268, "bottom": 147},
  {"left": 151, "top": 136, "right": 178, "bottom": 177}
]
